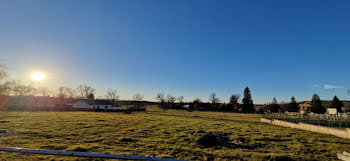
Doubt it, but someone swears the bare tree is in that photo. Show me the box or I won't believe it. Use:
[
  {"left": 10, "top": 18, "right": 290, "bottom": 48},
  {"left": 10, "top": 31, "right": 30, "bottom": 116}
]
[
  {"left": 83, "top": 85, "right": 95, "bottom": 99},
  {"left": 177, "top": 96, "right": 184, "bottom": 104},
  {"left": 106, "top": 89, "right": 119, "bottom": 105},
  {"left": 156, "top": 93, "right": 167, "bottom": 110},
  {"left": 0, "top": 65, "right": 10, "bottom": 95},
  {"left": 0, "top": 65, "right": 8, "bottom": 84},
  {"left": 76, "top": 84, "right": 85, "bottom": 98},
  {"left": 133, "top": 93, "right": 144, "bottom": 109},
  {"left": 57, "top": 86, "right": 69, "bottom": 99},
  {"left": 0, "top": 66, "right": 35, "bottom": 96},
  {"left": 229, "top": 94, "right": 240, "bottom": 104},
  {"left": 76, "top": 84, "right": 95, "bottom": 99},
  {"left": 12, "top": 81, "right": 35, "bottom": 96},
  {"left": 209, "top": 92, "right": 220, "bottom": 110},
  {"left": 37, "top": 87, "right": 51, "bottom": 97},
  {"left": 66, "top": 87, "right": 76, "bottom": 99},
  {"left": 0, "top": 80, "right": 15, "bottom": 96},
  {"left": 229, "top": 94, "right": 240, "bottom": 112},
  {"left": 156, "top": 93, "right": 165, "bottom": 103},
  {"left": 167, "top": 94, "right": 176, "bottom": 108}
]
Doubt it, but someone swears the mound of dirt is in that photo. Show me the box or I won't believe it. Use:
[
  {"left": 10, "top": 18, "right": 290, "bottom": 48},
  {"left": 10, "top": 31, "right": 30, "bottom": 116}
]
[
  {"left": 196, "top": 132, "right": 243, "bottom": 148},
  {"left": 197, "top": 133, "right": 220, "bottom": 147}
]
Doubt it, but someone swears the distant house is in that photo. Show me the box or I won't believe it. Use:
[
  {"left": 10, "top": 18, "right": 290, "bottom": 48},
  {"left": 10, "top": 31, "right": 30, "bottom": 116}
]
[
  {"left": 183, "top": 104, "right": 190, "bottom": 109},
  {"left": 254, "top": 105, "right": 265, "bottom": 113},
  {"left": 326, "top": 108, "right": 337, "bottom": 115},
  {"left": 299, "top": 103, "right": 312, "bottom": 114},
  {"left": 73, "top": 99, "right": 113, "bottom": 110}
]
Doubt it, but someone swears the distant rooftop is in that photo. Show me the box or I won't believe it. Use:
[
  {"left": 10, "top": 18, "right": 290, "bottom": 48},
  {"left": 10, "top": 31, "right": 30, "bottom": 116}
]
[{"left": 80, "top": 99, "right": 112, "bottom": 105}]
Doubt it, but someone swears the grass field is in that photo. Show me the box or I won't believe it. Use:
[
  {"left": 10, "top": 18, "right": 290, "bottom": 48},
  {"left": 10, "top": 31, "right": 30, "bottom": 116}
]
[{"left": 0, "top": 107, "right": 349, "bottom": 161}]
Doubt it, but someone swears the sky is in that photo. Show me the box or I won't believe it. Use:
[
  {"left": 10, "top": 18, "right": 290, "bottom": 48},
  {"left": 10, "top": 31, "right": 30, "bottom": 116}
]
[{"left": 0, "top": 0, "right": 350, "bottom": 103}]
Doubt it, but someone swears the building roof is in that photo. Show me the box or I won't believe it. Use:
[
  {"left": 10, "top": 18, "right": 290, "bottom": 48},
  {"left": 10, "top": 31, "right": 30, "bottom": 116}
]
[{"left": 80, "top": 99, "right": 112, "bottom": 105}]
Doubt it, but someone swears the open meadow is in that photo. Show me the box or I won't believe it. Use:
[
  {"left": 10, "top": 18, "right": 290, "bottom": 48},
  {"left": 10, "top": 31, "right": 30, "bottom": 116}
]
[{"left": 0, "top": 108, "right": 350, "bottom": 161}]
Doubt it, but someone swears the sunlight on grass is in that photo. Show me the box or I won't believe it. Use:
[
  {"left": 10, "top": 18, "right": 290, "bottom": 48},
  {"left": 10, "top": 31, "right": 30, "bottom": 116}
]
[{"left": 0, "top": 109, "right": 349, "bottom": 160}]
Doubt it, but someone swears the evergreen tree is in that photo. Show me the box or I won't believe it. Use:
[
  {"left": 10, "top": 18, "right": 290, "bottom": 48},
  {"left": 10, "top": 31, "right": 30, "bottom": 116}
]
[
  {"left": 330, "top": 96, "right": 343, "bottom": 113},
  {"left": 286, "top": 96, "right": 299, "bottom": 112},
  {"left": 265, "top": 97, "right": 280, "bottom": 113},
  {"left": 309, "top": 94, "right": 325, "bottom": 114},
  {"left": 272, "top": 97, "right": 277, "bottom": 104},
  {"left": 242, "top": 87, "right": 254, "bottom": 113},
  {"left": 290, "top": 96, "right": 297, "bottom": 104}
]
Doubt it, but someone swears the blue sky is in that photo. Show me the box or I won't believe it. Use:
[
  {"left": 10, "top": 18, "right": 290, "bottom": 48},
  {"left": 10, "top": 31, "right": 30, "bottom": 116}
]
[{"left": 1, "top": 0, "right": 350, "bottom": 103}]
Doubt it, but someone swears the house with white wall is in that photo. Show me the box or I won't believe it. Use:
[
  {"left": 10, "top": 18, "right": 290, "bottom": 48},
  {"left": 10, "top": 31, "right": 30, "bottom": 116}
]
[
  {"left": 326, "top": 108, "right": 337, "bottom": 115},
  {"left": 73, "top": 99, "right": 113, "bottom": 110}
]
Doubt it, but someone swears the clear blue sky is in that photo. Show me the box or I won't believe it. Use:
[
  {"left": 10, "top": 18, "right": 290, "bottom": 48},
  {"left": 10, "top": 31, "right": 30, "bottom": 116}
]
[{"left": 1, "top": 0, "right": 350, "bottom": 103}]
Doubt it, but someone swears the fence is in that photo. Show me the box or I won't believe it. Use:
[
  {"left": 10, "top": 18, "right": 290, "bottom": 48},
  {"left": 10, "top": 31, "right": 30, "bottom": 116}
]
[
  {"left": 263, "top": 113, "right": 350, "bottom": 128},
  {"left": 337, "top": 151, "right": 350, "bottom": 161},
  {"left": 261, "top": 118, "right": 350, "bottom": 139}
]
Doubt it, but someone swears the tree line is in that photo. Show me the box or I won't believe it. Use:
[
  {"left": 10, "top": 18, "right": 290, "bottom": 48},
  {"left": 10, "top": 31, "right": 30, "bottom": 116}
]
[
  {"left": 155, "top": 87, "right": 255, "bottom": 113},
  {"left": 1, "top": 65, "right": 347, "bottom": 113},
  {"left": 0, "top": 65, "right": 146, "bottom": 105},
  {"left": 263, "top": 94, "right": 344, "bottom": 114}
]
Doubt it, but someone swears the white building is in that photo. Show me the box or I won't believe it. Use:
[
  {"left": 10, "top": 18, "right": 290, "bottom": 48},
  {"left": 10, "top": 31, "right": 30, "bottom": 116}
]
[
  {"left": 326, "top": 108, "right": 337, "bottom": 115},
  {"left": 73, "top": 100, "right": 113, "bottom": 110},
  {"left": 183, "top": 105, "right": 190, "bottom": 109}
]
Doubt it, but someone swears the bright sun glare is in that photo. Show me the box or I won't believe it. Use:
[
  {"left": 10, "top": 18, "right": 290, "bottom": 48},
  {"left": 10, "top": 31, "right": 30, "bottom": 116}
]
[{"left": 31, "top": 72, "right": 45, "bottom": 81}]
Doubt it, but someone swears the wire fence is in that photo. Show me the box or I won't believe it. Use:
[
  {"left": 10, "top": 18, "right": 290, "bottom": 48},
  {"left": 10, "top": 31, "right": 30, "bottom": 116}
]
[{"left": 262, "top": 113, "right": 350, "bottom": 128}]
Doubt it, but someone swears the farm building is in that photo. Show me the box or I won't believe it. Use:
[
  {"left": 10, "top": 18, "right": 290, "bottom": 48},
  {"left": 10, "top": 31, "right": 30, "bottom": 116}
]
[
  {"left": 299, "top": 103, "right": 312, "bottom": 114},
  {"left": 326, "top": 108, "right": 337, "bottom": 115},
  {"left": 73, "top": 99, "right": 120, "bottom": 110}
]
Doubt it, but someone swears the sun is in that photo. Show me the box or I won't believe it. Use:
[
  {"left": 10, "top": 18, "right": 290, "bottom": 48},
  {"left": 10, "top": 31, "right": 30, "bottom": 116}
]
[{"left": 31, "top": 72, "right": 45, "bottom": 81}]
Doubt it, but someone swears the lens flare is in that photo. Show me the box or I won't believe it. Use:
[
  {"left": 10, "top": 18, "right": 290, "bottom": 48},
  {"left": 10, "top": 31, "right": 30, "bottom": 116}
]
[{"left": 31, "top": 72, "right": 45, "bottom": 81}]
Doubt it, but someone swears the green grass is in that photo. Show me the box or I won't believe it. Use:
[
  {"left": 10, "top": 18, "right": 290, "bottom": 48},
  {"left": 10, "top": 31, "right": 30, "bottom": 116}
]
[{"left": 0, "top": 108, "right": 349, "bottom": 161}]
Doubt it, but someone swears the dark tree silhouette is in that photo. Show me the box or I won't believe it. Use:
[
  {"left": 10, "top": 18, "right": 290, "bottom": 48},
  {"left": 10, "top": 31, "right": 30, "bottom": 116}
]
[
  {"left": 156, "top": 93, "right": 167, "bottom": 110},
  {"left": 285, "top": 96, "right": 299, "bottom": 112},
  {"left": 177, "top": 96, "right": 184, "bottom": 104},
  {"left": 241, "top": 87, "right": 254, "bottom": 113},
  {"left": 229, "top": 94, "right": 240, "bottom": 112},
  {"left": 209, "top": 92, "right": 220, "bottom": 111},
  {"left": 229, "top": 94, "right": 240, "bottom": 104},
  {"left": 330, "top": 96, "right": 343, "bottom": 113},
  {"left": 88, "top": 93, "right": 94, "bottom": 99},
  {"left": 192, "top": 98, "right": 202, "bottom": 111},
  {"left": 309, "top": 94, "right": 325, "bottom": 114},
  {"left": 167, "top": 94, "right": 176, "bottom": 109},
  {"left": 133, "top": 93, "right": 144, "bottom": 110},
  {"left": 264, "top": 97, "right": 280, "bottom": 113}
]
